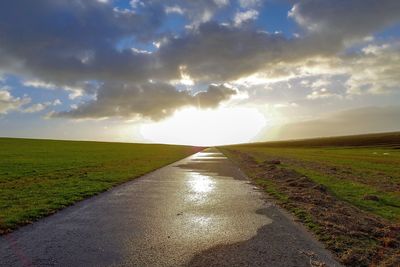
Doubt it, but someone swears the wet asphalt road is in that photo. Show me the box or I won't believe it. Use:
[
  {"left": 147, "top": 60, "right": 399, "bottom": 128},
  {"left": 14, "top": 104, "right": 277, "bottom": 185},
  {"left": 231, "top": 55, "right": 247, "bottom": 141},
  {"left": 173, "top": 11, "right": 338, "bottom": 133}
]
[{"left": 0, "top": 148, "right": 341, "bottom": 267}]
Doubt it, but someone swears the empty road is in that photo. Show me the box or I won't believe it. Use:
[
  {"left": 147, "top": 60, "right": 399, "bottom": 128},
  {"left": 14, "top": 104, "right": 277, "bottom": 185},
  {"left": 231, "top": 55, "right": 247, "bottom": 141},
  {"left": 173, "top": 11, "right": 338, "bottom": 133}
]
[{"left": 0, "top": 148, "right": 340, "bottom": 266}]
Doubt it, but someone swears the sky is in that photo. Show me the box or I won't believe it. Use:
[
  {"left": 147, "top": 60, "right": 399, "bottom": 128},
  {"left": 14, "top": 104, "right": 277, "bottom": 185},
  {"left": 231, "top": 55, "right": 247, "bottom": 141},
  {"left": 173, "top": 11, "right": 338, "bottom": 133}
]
[{"left": 0, "top": 0, "right": 400, "bottom": 146}]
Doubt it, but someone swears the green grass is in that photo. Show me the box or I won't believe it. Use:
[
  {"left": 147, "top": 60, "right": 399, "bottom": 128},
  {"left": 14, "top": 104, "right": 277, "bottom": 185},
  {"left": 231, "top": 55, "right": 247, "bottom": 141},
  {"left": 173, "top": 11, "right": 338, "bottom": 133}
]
[
  {"left": 0, "top": 138, "right": 201, "bottom": 233},
  {"left": 222, "top": 134, "right": 400, "bottom": 222},
  {"left": 234, "top": 146, "right": 400, "bottom": 185},
  {"left": 292, "top": 167, "right": 400, "bottom": 220}
]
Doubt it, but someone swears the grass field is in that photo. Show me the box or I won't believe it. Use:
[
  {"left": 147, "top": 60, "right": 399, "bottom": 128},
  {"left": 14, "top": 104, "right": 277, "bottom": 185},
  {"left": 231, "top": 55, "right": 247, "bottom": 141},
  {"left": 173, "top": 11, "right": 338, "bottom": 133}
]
[
  {"left": 220, "top": 132, "right": 400, "bottom": 266},
  {"left": 0, "top": 138, "right": 201, "bottom": 234}
]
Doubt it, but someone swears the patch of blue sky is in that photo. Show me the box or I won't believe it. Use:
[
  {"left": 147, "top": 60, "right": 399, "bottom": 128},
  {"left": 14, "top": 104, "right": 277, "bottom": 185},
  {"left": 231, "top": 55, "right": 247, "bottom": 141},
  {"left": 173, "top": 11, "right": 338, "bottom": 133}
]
[
  {"left": 115, "top": 37, "right": 159, "bottom": 53},
  {"left": 113, "top": 0, "right": 134, "bottom": 11},
  {"left": 375, "top": 22, "right": 400, "bottom": 40},
  {"left": 115, "top": 13, "right": 188, "bottom": 53},
  {"left": 157, "top": 12, "right": 188, "bottom": 35},
  {"left": 255, "top": 1, "right": 297, "bottom": 37},
  {"left": 342, "top": 23, "right": 400, "bottom": 56},
  {"left": 212, "top": 3, "right": 238, "bottom": 25},
  {"left": 2, "top": 74, "right": 70, "bottom": 111}
]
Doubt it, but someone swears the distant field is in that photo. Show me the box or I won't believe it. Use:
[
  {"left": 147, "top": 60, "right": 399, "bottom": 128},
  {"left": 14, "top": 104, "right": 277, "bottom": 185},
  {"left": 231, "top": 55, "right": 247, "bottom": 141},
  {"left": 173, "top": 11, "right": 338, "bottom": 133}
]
[
  {"left": 0, "top": 138, "right": 201, "bottom": 234},
  {"left": 221, "top": 132, "right": 400, "bottom": 266},
  {"left": 246, "top": 131, "right": 400, "bottom": 148}
]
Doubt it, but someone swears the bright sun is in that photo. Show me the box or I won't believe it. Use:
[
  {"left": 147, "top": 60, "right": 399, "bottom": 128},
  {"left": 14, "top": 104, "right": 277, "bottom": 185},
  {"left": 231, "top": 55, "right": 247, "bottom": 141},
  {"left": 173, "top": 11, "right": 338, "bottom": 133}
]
[{"left": 140, "top": 107, "right": 266, "bottom": 146}]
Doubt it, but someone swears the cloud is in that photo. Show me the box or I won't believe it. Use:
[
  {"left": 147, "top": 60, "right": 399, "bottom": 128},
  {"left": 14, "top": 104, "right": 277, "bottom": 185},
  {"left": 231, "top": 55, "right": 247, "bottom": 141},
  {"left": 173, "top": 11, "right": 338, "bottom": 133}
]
[
  {"left": 289, "top": 0, "right": 400, "bottom": 43},
  {"left": 22, "top": 99, "right": 62, "bottom": 113},
  {"left": 195, "top": 84, "right": 237, "bottom": 108},
  {"left": 22, "top": 79, "right": 97, "bottom": 100},
  {"left": 0, "top": 1, "right": 334, "bottom": 87},
  {"left": 165, "top": 5, "right": 185, "bottom": 15},
  {"left": 23, "top": 80, "right": 57, "bottom": 90},
  {"left": 53, "top": 83, "right": 236, "bottom": 120},
  {"left": 240, "top": 38, "right": 400, "bottom": 103},
  {"left": 158, "top": 22, "right": 313, "bottom": 82},
  {"left": 238, "top": 0, "right": 262, "bottom": 9},
  {"left": 233, "top": 9, "right": 259, "bottom": 26},
  {"left": 306, "top": 88, "right": 341, "bottom": 100},
  {"left": 311, "top": 78, "right": 331, "bottom": 89},
  {"left": 164, "top": 0, "right": 231, "bottom": 27},
  {"left": 23, "top": 103, "right": 48, "bottom": 114},
  {"left": 0, "top": 88, "right": 30, "bottom": 114},
  {"left": 0, "top": 0, "right": 399, "bottom": 121},
  {"left": 130, "top": 0, "right": 143, "bottom": 9},
  {"left": 277, "top": 106, "right": 400, "bottom": 140},
  {"left": 0, "top": 0, "right": 165, "bottom": 82},
  {"left": 344, "top": 42, "right": 400, "bottom": 94}
]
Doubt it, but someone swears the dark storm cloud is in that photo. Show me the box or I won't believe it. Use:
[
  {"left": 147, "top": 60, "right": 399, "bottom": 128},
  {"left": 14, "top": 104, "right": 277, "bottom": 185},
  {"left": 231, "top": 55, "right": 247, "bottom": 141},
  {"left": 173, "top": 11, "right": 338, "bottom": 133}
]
[
  {"left": 158, "top": 23, "right": 290, "bottom": 82},
  {"left": 290, "top": 0, "right": 400, "bottom": 41},
  {"left": 0, "top": 0, "right": 400, "bottom": 119},
  {"left": 0, "top": 0, "right": 165, "bottom": 83},
  {"left": 156, "top": 21, "right": 346, "bottom": 83},
  {"left": 53, "top": 83, "right": 236, "bottom": 120},
  {"left": 195, "top": 84, "right": 237, "bottom": 108}
]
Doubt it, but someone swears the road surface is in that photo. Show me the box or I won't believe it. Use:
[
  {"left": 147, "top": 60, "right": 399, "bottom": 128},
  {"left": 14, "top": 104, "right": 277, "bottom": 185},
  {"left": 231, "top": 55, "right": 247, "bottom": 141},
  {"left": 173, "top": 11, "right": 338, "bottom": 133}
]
[{"left": 0, "top": 148, "right": 341, "bottom": 266}]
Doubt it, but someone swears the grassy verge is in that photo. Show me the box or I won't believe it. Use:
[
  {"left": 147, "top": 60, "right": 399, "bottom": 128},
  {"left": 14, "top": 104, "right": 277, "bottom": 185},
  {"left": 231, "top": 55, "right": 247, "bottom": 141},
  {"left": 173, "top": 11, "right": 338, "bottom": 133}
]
[
  {"left": 292, "top": 167, "right": 400, "bottom": 220},
  {"left": 226, "top": 146, "right": 400, "bottom": 221},
  {"left": 220, "top": 134, "right": 400, "bottom": 266},
  {"left": 0, "top": 138, "right": 202, "bottom": 234}
]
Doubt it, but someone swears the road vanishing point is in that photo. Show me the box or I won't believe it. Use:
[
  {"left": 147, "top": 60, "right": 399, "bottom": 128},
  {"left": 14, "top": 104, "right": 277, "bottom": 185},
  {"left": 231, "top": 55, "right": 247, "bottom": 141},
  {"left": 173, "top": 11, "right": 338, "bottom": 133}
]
[{"left": 0, "top": 148, "right": 341, "bottom": 266}]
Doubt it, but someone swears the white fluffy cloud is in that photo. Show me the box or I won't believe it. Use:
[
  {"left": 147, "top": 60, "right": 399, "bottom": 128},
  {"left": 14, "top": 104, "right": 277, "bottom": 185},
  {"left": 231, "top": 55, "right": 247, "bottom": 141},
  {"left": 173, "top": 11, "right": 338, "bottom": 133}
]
[
  {"left": 0, "top": 88, "right": 30, "bottom": 114},
  {"left": 165, "top": 5, "right": 185, "bottom": 15},
  {"left": 22, "top": 99, "right": 61, "bottom": 113},
  {"left": 344, "top": 42, "right": 400, "bottom": 95},
  {"left": 234, "top": 9, "right": 259, "bottom": 26}
]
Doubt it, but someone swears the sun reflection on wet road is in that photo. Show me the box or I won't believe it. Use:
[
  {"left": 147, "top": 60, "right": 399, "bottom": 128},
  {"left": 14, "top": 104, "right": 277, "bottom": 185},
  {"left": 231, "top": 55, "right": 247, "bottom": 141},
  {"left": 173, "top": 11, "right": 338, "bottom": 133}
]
[
  {"left": 187, "top": 172, "right": 215, "bottom": 194},
  {"left": 191, "top": 215, "right": 213, "bottom": 227}
]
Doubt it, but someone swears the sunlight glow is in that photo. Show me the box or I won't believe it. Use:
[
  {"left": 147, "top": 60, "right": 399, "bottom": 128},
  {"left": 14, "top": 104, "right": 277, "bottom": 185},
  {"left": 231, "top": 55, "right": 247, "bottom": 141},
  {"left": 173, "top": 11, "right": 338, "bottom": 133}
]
[{"left": 140, "top": 107, "right": 266, "bottom": 146}]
